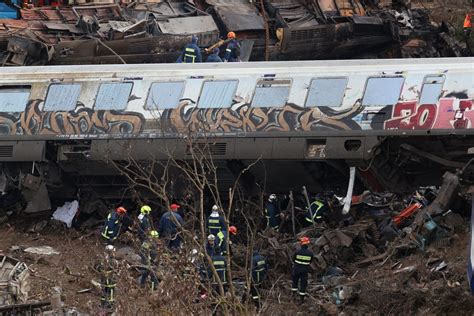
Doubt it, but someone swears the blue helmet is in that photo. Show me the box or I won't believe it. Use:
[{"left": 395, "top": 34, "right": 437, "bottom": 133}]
[{"left": 191, "top": 35, "right": 198, "bottom": 44}]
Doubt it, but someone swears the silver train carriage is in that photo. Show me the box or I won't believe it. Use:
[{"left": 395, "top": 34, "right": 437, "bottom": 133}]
[{"left": 0, "top": 58, "right": 473, "bottom": 209}]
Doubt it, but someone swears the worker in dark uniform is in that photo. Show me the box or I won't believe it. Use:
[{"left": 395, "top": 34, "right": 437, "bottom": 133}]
[
  {"left": 209, "top": 254, "right": 227, "bottom": 293},
  {"left": 138, "top": 205, "right": 153, "bottom": 242},
  {"left": 139, "top": 230, "right": 159, "bottom": 291},
  {"left": 216, "top": 225, "right": 237, "bottom": 255},
  {"left": 206, "top": 234, "right": 221, "bottom": 256},
  {"left": 223, "top": 31, "right": 240, "bottom": 62},
  {"left": 206, "top": 48, "right": 223, "bottom": 62},
  {"left": 176, "top": 35, "right": 202, "bottom": 63},
  {"left": 291, "top": 236, "right": 314, "bottom": 304},
  {"left": 101, "top": 206, "right": 127, "bottom": 245},
  {"left": 264, "top": 194, "right": 281, "bottom": 231},
  {"left": 207, "top": 204, "right": 227, "bottom": 236},
  {"left": 158, "top": 203, "right": 184, "bottom": 249},
  {"left": 250, "top": 251, "right": 268, "bottom": 310},
  {"left": 304, "top": 197, "right": 328, "bottom": 226},
  {"left": 99, "top": 245, "right": 118, "bottom": 310}
]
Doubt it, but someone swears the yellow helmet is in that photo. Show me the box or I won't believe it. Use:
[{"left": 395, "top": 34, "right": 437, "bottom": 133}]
[
  {"left": 140, "top": 205, "right": 152, "bottom": 214},
  {"left": 150, "top": 230, "right": 159, "bottom": 238}
]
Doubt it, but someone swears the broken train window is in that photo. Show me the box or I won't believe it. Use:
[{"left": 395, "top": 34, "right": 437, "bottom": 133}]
[
  {"left": 0, "top": 85, "right": 31, "bottom": 112},
  {"left": 419, "top": 75, "right": 445, "bottom": 105},
  {"left": 362, "top": 77, "right": 405, "bottom": 106},
  {"left": 198, "top": 80, "right": 238, "bottom": 108},
  {"left": 305, "top": 77, "right": 348, "bottom": 107},
  {"left": 44, "top": 83, "right": 81, "bottom": 111},
  {"left": 251, "top": 79, "right": 291, "bottom": 108},
  {"left": 146, "top": 82, "right": 185, "bottom": 110},
  {"left": 94, "top": 82, "right": 133, "bottom": 110}
]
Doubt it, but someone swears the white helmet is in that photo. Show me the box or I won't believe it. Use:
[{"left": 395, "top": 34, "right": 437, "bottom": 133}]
[
  {"left": 105, "top": 245, "right": 115, "bottom": 252},
  {"left": 269, "top": 194, "right": 277, "bottom": 201},
  {"left": 211, "top": 205, "right": 219, "bottom": 212},
  {"left": 208, "top": 234, "right": 216, "bottom": 241}
]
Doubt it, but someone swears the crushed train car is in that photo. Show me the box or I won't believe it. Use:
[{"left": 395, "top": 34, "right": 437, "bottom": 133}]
[{"left": 0, "top": 0, "right": 469, "bottom": 66}]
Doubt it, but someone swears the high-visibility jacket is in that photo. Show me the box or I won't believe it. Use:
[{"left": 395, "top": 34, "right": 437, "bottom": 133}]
[
  {"left": 210, "top": 255, "right": 227, "bottom": 284},
  {"left": 305, "top": 200, "right": 326, "bottom": 224},
  {"left": 181, "top": 43, "right": 202, "bottom": 63},
  {"left": 464, "top": 14, "right": 472, "bottom": 28},
  {"left": 292, "top": 246, "right": 313, "bottom": 273},
  {"left": 101, "top": 212, "right": 122, "bottom": 241},
  {"left": 207, "top": 214, "right": 227, "bottom": 236}
]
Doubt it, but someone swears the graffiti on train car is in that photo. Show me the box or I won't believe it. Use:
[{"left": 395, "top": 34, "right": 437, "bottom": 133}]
[
  {"left": 0, "top": 100, "right": 145, "bottom": 135},
  {"left": 163, "top": 100, "right": 365, "bottom": 133},
  {"left": 385, "top": 98, "right": 474, "bottom": 130}
]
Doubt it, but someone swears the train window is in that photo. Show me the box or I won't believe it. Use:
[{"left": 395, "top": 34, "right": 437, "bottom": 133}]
[
  {"left": 362, "top": 77, "right": 404, "bottom": 106},
  {"left": 0, "top": 86, "right": 30, "bottom": 112},
  {"left": 95, "top": 82, "right": 133, "bottom": 110},
  {"left": 251, "top": 79, "right": 291, "bottom": 107},
  {"left": 305, "top": 77, "right": 347, "bottom": 107},
  {"left": 419, "top": 75, "right": 445, "bottom": 104},
  {"left": 198, "top": 80, "right": 238, "bottom": 108},
  {"left": 146, "top": 82, "right": 185, "bottom": 110},
  {"left": 44, "top": 84, "right": 81, "bottom": 111}
]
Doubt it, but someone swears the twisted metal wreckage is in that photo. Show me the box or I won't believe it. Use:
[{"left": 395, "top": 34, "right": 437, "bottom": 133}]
[{"left": 0, "top": 0, "right": 469, "bottom": 66}]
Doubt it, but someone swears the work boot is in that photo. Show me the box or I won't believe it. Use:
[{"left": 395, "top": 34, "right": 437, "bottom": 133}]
[{"left": 299, "top": 294, "right": 305, "bottom": 304}]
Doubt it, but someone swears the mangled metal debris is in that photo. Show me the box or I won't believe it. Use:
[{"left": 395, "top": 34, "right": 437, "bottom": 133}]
[{"left": 0, "top": 256, "right": 29, "bottom": 306}]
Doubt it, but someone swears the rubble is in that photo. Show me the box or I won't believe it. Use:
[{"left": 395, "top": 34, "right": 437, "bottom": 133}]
[
  {"left": 24, "top": 246, "right": 60, "bottom": 255},
  {"left": 0, "top": 255, "right": 29, "bottom": 306}
]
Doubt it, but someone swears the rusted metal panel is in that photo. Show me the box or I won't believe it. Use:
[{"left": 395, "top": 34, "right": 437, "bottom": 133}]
[{"left": 157, "top": 16, "right": 218, "bottom": 35}]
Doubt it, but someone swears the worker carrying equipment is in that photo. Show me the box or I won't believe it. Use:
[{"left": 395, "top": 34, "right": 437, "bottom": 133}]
[
  {"left": 139, "top": 231, "right": 159, "bottom": 291},
  {"left": 207, "top": 205, "right": 227, "bottom": 236},
  {"left": 265, "top": 194, "right": 282, "bottom": 230},
  {"left": 250, "top": 251, "right": 268, "bottom": 310},
  {"left": 304, "top": 198, "right": 328, "bottom": 226},
  {"left": 138, "top": 204, "right": 153, "bottom": 242},
  {"left": 177, "top": 35, "right": 202, "bottom": 63},
  {"left": 206, "top": 47, "right": 223, "bottom": 62},
  {"left": 158, "top": 203, "right": 184, "bottom": 249},
  {"left": 291, "top": 236, "right": 314, "bottom": 304},
  {"left": 101, "top": 207, "right": 127, "bottom": 245},
  {"left": 223, "top": 31, "right": 240, "bottom": 62}
]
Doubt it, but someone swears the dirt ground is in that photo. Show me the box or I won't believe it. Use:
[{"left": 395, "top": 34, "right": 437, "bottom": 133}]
[{"left": 1, "top": 211, "right": 473, "bottom": 315}]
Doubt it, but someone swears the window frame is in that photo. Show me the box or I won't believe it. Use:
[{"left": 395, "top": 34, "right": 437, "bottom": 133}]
[
  {"left": 419, "top": 74, "right": 445, "bottom": 105},
  {"left": 304, "top": 76, "right": 348, "bottom": 108},
  {"left": 0, "top": 85, "right": 31, "bottom": 112},
  {"left": 361, "top": 76, "right": 405, "bottom": 107},
  {"left": 197, "top": 79, "right": 239, "bottom": 109},
  {"left": 94, "top": 81, "right": 134, "bottom": 111},
  {"left": 145, "top": 81, "right": 186, "bottom": 110},
  {"left": 43, "top": 83, "right": 82, "bottom": 111},
  {"left": 250, "top": 78, "right": 292, "bottom": 108}
]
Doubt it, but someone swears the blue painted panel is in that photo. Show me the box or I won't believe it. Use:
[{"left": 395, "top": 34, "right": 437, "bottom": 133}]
[
  {"left": 198, "top": 80, "right": 238, "bottom": 108},
  {"left": 0, "top": 87, "right": 30, "bottom": 112},
  {"left": 44, "top": 84, "right": 81, "bottom": 111},
  {"left": 146, "top": 82, "right": 185, "bottom": 110},
  {"left": 95, "top": 82, "right": 133, "bottom": 110},
  {"left": 251, "top": 85, "right": 290, "bottom": 107},
  {"left": 362, "top": 77, "right": 404, "bottom": 106},
  {"left": 305, "top": 78, "right": 347, "bottom": 107}
]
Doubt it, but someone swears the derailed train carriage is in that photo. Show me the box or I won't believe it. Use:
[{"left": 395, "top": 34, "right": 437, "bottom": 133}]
[{"left": 0, "top": 57, "right": 473, "bottom": 213}]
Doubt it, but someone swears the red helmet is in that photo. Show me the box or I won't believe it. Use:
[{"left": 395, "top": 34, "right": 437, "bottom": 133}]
[
  {"left": 170, "top": 203, "right": 181, "bottom": 211},
  {"left": 229, "top": 226, "right": 237, "bottom": 235},
  {"left": 116, "top": 206, "right": 127, "bottom": 215},
  {"left": 300, "top": 236, "right": 310, "bottom": 245}
]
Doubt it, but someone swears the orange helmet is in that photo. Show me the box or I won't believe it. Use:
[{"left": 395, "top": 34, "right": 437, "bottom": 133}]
[
  {"left": 116, "top": 206, "right": 127, "bottom": 215},
  {"left": 170, "top": 203, "right": 181, "bottom": 211},
  {"left": 227, "top": 31, "right": 236, "bottom": 39},
  {"left": 300, "top": 236, "right": 310, "bottom": 245},
  {"left": 229, "top": 226, "right": 237, "bottom": 235}
]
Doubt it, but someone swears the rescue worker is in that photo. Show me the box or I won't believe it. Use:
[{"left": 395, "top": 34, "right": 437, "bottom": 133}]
[
  {"left": 206, "top": 234, "right": 221, "bottom": 256},
  {"left": 223, "top": 31, "right": 240, "bottom": 62},
  {"left": 250, "top": 251, "right": 268, "bottom": 310},
  {"left": 101, "top": 206, "right": 127, "bottom": 245},
  {"left": 207, "top": 205, "right": 227, "bottom": 236},
  {"left": 139, "top": 230, "right": 159, "bottom": 291},
  {"left": 138, "top": 204, "right": 153, "bottom": 242},
  {"left": 209, "top": 254, "right": 227, "bottom": 293},
  {"left": 158, "top": 203, "right": 184, "bottom": 249},
  {"left": 264, "top": 194, "right": 281, "bottom": 231},
  {"left": 99, "top": 245, "right": 118, "bottom": 310},
  {"left": 177, "top": 35, "right": 202, "bottom": 63},
  {"left": 216, "top": 225, "right": 237, "bottom": 255},
  {"left": 304, "top": 197, "right": 328, "bottom": 226},
  {"left": 206, "top": 47, "right": 223, "bottom": 62},
  {"left": 291, "top": 237, "right": 314, "bottom": 304},
  {"left": 464, "top": 13, "right": 472, "bottom": 44}
]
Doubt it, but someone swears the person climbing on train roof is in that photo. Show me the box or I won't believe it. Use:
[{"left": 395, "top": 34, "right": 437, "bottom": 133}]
[{"left": 176, "top": 35, "right": 202, "bottom": 63}]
